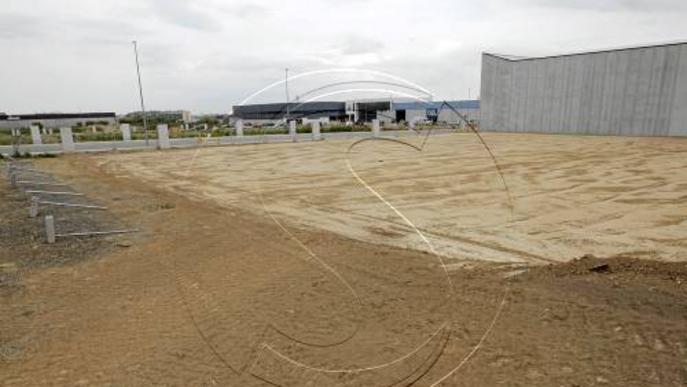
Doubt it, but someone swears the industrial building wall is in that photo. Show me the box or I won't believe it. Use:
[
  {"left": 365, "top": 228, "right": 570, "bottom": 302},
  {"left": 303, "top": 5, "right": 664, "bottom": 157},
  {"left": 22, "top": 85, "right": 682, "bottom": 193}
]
[
  {"left": 376, "top": 110, "right": 395, "bottom": 124},
  {"left": 0, "top": 117, "right": 117, "bottom": 129},
  {"left": 480, "top": 44, "right": 687, "bottom": 136},
  {"left": 670, "top": 45, "right": 687, "bottom": 136},
  {"left": 437, "top": 108, "right": 481, "bottom": 124},
  {"left": 405, "top": 109, "right": 427, "bottom": 123}
]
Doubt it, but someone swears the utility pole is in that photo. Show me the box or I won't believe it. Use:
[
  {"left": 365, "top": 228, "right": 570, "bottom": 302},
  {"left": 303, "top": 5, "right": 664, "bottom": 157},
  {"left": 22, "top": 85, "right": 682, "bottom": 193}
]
[
  {"left": 285, "top": 68, "right": 290, "bottom": 122},
  {"left": 132, "top": 40, "right": 149, "bottom": 146}
]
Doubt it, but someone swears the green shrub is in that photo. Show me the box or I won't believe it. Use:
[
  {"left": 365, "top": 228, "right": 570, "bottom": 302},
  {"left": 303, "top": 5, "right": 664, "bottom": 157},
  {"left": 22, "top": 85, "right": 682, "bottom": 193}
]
[
  {"left": 131, "top": 131, "right": 158, "bottom": 140},
  {"left": 296, "top": 125, "right": 312, "bottom": 134},
  {"left": 211, "top": 129, "right": 233, "bottom": 137},
  {"left": 244, "top": 127, "right": 288, "bottom": 136},
  {"left": 322, "top": 124, "right": 370, "bottom": 133},
  {"left": 40, "top": 134, "right": 61, "bottom": 144},
  {"left": 0, "top": 132, "right": 13, "bottom": 146},
  {"left": 74, "top": 132, "right": 120, "bottom": 142}
]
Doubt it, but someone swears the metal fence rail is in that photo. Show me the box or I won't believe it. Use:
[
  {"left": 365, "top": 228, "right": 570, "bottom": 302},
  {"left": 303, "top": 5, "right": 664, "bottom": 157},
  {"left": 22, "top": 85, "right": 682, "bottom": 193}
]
[{"left": 0, "top": 128, "right": 454, "bottom": 156}]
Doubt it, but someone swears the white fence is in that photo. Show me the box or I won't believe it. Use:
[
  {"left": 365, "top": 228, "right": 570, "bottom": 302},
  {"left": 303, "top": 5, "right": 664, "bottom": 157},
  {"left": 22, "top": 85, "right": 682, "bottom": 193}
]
[{"left": 1, "top": 124, "right": 454, "bottom": 156}]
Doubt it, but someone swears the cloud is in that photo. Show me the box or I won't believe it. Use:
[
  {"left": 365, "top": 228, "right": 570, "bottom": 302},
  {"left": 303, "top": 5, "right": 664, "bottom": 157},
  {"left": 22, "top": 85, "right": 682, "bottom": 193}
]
[
  {"left": 0, "top": 13, "right": 46, "bottom": 39},
  {"left": 223, "top": 3, "right": 271, "bottom": 18},
  {"left": 1, "top": 0, "right": 686, "bottom": 113},
  {"left": 148, "top": 0, "right": 223, "bottom": 31},
  {"left": 338, "top": 35, "right": 385, "bottom": 55},
  {"left": 524, "top": 0, "right": 687, "bottom": 12}
]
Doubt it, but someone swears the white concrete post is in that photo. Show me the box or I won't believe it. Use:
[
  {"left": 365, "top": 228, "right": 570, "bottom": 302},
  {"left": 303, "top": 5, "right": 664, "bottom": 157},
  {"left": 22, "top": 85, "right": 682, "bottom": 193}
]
[
  {"left": 45, "top": 215, "right": 56, "bottom": 244},
  {"left": 157, "top": 124, "right": 170, "bottom": 149},
  {"left": 120, "top": 124, "right": 131, "bottom": 141},
  {"left": 91, "top": 126, "right": 97, "bottom": 133},
  {"left": 48, "top": 128, "right": 54, "bottom": 135},
  {"left": 312, "top": 121, "right": 321, "bottom": 141},
  {"left": 29, "top": 196, "right": 39, "bottom": 218},
  {"left": 30, "top": 125, "right": 42, "bottom": 145},
  {"left": 372, "top": 119, "right": 381, "bottom": 137},
  {"left": 235, "top": 120, "right": 244, "bottom": 137},
  {"left": 59, "top": 127, "right": 76, "bottom": 153},
  {"left": 289, "top": 120, "right": 297, "bottom": 142}
]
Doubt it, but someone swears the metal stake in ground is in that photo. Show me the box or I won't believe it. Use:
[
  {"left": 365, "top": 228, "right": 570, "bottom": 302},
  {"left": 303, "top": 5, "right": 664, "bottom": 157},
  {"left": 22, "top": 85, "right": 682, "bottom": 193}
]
[
  {"left": 38, "top": 201, "right": 107, "bottom": 210},
  {"left": 16, "top": 181, "right": 69, "bottom": 187},
  {"left": 29, "top": 199, "right": 107, "bottom": 218},
  {"left": 43, "top": 214, "right": 138, "bottom": 243},
  {"left": 29, "top": 196, "right": 39, "bottom": 218},
  {"left": 12, "top": 168, "right": 47, "bottom": 173},
  {"left": 5, "top": 163, "right": 15, "bottom": 177},
  {"left": 56, "top": 229, "right": 139, "bottom": 238},
  {"left": 24, "top": 190, "right": 84, "bottom": 196},
  {"left": 45, "top": 215, "right": 56, "bottom": 244}
]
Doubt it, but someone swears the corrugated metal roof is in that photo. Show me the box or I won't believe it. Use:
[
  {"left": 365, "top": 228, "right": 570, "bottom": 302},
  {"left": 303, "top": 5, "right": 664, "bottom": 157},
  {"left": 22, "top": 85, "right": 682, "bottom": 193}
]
[
  {"left": 392, "top": 100, "right": 479, "bottom": 111},
  {"left": 486, "top": 40, "right": 687, "bottom": 62},
  {"left": 232, "top": 102, "right": 346, "bottom": 119},
  {"left": 0, "top": 112, "right": 116, "bottom": 121},
  {"left": 233, "top": 102, "right": 344, "bottom": 114}
]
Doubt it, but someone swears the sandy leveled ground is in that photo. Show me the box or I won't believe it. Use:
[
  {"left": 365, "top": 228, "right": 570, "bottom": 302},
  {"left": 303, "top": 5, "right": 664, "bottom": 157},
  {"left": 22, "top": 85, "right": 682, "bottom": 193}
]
[
  {"left": 1, "top": 133, "right": 686, "bottom": 386},
  {"left": 98, "top": 132, "right": 687, "bottom": 265}
]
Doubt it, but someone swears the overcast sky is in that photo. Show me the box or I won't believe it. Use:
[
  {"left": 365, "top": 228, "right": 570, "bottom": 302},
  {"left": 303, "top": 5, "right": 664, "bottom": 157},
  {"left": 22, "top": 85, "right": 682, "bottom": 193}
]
[{"left": 1, "top": 0, "right": 686, "bottom": 114}]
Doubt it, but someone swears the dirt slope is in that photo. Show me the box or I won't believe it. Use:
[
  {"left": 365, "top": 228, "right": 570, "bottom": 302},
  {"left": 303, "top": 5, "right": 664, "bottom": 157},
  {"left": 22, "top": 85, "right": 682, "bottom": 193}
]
[{"left": 1, "top": 154, "right": 686, "bottom": 386}]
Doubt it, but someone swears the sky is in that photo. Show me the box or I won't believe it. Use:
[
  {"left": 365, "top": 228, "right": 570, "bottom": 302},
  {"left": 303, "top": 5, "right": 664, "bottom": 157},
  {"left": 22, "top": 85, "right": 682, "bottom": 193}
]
[{"left": 1, "top": 0, "right": 686, "bottom": 114}]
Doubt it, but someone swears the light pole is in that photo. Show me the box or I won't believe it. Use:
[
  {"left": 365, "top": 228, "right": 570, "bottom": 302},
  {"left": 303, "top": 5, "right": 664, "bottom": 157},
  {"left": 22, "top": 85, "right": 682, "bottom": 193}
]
[
  {"left": 132, "top": 40, "right": 149, "bottom": 146},
  {"left": 285, "top": 67, "right": 290, "bottom": 122}
]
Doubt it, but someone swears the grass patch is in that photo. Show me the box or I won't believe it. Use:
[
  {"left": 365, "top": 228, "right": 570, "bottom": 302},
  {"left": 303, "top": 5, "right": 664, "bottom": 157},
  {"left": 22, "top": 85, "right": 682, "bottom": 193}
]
[
  {"left": 0, "top": 132, "right": 12, "bottom": 146},
  {"left": 244, "top": 127, "right": 289, "bottom": 136},
  {"left": 322, "top": 124, "right": 370, "bottom": 133},
  {"left": 74, "top": 132, "right": 121, "bottom": 142},
  {"left": 169, "top": 129, "right": 234, "bottom": 139}
]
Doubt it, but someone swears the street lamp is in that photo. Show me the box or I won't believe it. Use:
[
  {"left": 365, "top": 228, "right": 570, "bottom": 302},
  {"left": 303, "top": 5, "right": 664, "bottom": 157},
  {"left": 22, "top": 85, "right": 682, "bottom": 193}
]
[{"left": 132, "top": 40, "right": 149, "bottom": 146}]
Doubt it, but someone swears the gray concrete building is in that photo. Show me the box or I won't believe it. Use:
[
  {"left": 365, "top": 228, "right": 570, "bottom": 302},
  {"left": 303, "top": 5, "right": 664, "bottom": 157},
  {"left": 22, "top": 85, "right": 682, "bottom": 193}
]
[
  {"left": 392, "top": 100, "right": 480, "bottom": 125},
  {"left": 0, "top": 112, "right": 117, "bottom": 130},
  {"left": 480, "top": 42, "right": 687, "bottom": 136}
]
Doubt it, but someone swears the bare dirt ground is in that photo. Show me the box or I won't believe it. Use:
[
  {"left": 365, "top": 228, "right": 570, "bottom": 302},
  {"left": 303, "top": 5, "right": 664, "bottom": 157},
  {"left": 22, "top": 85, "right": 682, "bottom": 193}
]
[{"left": 1, "top": 133, "right": 687, "bottom": 386}]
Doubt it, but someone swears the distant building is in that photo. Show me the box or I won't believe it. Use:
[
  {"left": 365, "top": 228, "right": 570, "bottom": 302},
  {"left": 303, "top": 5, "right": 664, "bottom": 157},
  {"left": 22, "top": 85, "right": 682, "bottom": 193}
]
[
  {"left": 181, "top": 110, "right": 193, "bottom": 124},
  {"left": 392, "top": 100, "right": 480, "bottom": 125},
  {"left": 0, "top": 112, "right": 116, "bottom": 129},
  {"left": 480, "top": 41, "right": 687, "bottom": 136},
  {"left": 232, "top": 99, "right": 479, "bottom": 125},
  {"left": 120, "top": 110, "right": 186, "bottom": 124},
  {"left": 231, "top": 100, "right": 395, "bottom": 124},
  {"left": 232, "top": 102, "right": 347, "bottom": 124},
  {"left": 349, "top": 101, "right": 392, "bottom": 123}
]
